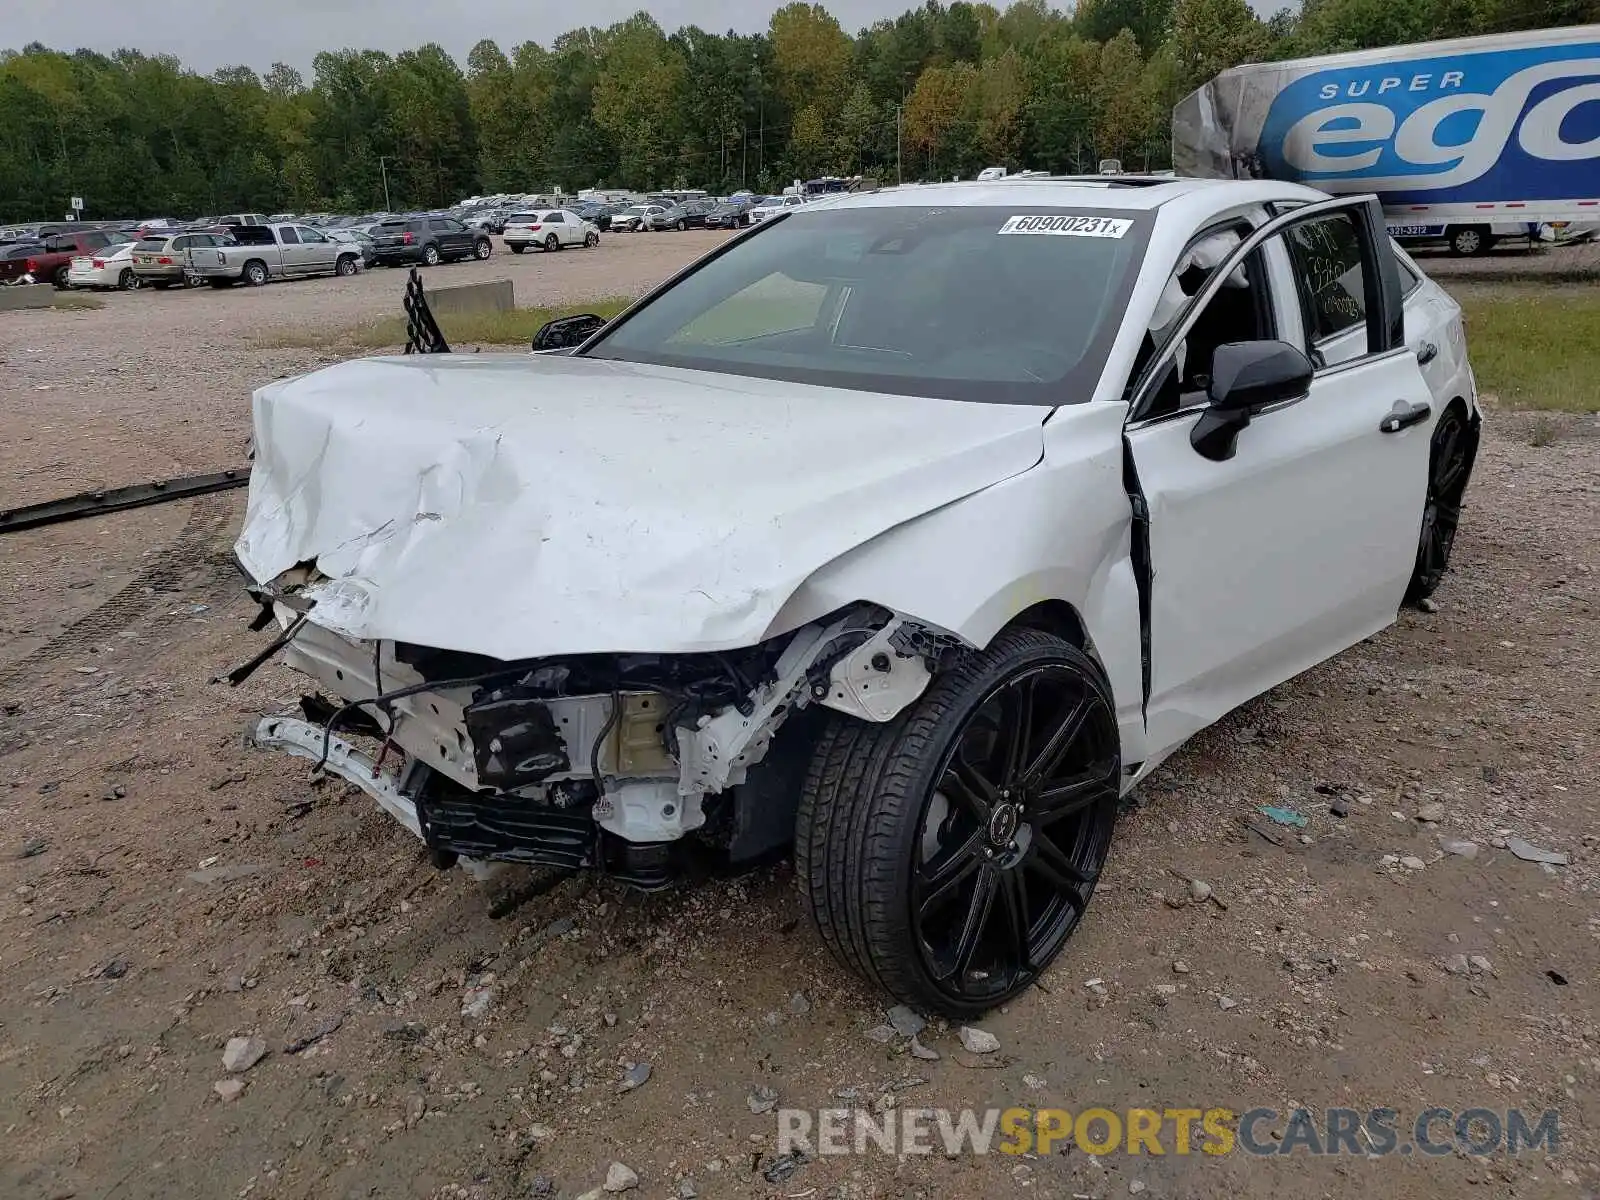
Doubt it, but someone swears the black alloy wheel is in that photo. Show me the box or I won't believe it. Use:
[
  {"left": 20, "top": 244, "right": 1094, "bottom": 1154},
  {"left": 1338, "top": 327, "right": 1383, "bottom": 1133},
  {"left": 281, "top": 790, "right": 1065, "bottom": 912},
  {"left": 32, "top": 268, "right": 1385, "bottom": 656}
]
[
  {"left": 1406, "top": 403, "right": 1477, "bottom": 604},
  {"left": 797, "top": 629, "right": 1121, "bottom": 1016}
]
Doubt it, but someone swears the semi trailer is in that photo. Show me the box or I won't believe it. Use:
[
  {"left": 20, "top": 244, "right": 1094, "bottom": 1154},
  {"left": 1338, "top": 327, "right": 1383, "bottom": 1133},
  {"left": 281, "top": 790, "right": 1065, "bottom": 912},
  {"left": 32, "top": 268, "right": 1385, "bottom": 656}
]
[{"left": 1174, "top": 24, "right": 1600, "bottom": 254}]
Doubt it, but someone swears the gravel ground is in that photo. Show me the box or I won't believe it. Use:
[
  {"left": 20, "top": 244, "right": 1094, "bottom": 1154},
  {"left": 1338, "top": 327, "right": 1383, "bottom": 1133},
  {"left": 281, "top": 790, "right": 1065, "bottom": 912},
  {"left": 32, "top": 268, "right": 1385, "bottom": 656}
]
[{"left": 0, "top": 239, "right": 1596, "bottom": 1200}]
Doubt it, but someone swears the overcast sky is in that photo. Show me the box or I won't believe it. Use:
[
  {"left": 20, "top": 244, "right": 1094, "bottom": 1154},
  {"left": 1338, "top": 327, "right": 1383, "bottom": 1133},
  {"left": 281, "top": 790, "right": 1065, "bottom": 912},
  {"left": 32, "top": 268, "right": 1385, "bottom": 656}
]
[{"left": 9, "top": 0, "right": 1003, "bottom": 74}]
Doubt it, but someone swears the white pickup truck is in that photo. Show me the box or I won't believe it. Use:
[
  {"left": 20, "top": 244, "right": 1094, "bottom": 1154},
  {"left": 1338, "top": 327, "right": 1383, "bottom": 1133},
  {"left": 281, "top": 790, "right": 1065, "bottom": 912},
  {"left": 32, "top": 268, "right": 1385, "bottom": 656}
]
[{"left": 186, "top": 222, "right": 362, "bottom": 287}]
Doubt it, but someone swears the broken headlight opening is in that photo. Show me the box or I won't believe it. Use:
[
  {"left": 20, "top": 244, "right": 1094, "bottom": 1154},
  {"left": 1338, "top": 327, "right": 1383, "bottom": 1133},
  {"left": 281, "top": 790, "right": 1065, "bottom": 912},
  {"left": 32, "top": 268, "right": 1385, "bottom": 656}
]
[{"left": 240, "top": 599, "right": 965, "bottom": 890}]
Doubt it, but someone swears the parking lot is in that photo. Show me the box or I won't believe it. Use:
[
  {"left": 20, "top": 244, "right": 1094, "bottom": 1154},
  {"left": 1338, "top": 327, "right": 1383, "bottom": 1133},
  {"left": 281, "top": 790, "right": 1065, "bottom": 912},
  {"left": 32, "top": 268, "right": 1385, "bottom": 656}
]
[{"left": 1, "top": 234, "right": 1597, "bottom": 1200}]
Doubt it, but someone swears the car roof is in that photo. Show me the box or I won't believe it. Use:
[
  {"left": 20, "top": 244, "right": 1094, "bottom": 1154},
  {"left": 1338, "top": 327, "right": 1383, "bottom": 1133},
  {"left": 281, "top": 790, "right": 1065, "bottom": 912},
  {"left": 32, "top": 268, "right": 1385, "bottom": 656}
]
[{"left": 807, "top": 176, "right": 1329, "bottom": 216}]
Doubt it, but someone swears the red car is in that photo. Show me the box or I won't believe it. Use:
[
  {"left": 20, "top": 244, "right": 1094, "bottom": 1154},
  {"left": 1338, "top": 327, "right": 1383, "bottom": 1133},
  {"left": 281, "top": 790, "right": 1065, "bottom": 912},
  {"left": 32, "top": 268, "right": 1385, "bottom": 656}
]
[{"left": 3, "top": 229, "right": 130, "bottom": 287}]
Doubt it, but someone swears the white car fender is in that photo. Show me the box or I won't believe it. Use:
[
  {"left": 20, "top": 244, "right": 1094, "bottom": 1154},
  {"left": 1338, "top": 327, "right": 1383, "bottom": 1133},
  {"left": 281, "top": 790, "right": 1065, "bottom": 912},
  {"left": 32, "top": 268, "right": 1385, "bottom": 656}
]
[{"left": 765, "top": 401, "right": 1148, "bottom": 759}]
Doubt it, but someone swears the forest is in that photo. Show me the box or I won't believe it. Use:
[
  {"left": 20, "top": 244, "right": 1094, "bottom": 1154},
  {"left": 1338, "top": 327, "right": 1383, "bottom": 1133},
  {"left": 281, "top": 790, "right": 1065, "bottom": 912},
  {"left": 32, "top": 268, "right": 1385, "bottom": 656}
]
[{"left": 0, "top": 0, "right": 1593, "bottom": 220}]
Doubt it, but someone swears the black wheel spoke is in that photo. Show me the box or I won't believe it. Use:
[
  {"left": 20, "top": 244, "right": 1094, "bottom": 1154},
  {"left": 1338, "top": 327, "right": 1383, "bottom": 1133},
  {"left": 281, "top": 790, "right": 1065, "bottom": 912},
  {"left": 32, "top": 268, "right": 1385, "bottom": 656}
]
[
  {"left": 999, "top": 869, "right": 1033, "bottom": 973},
  {"left": 1029, "top": 830, "right": 1093, "bottom": 908},
  {"left": 943, "top": 755, "right": 995, "bottom": 820},
  {"left": 934, "top": 864, "right": 998, "bottom": 981},
  {"left": 998, "top": 676, "right": 1036, "bottom": 786},
  {"left": 917, "top": 830, "right": 984, "bottom": 918},
  {"left": 1023, "top": 695, "right": 1093, "bottom": 786},
  {"left": 1034, "top": 759, "right": 1119, "bottom": 822}
]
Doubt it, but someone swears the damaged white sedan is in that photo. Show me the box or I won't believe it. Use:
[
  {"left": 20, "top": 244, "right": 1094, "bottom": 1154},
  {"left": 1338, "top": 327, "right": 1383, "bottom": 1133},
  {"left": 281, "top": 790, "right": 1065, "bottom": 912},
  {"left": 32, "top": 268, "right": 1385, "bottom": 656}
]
[{"left": 230, "top": 175, "right": 1479, "bottom": 1016}]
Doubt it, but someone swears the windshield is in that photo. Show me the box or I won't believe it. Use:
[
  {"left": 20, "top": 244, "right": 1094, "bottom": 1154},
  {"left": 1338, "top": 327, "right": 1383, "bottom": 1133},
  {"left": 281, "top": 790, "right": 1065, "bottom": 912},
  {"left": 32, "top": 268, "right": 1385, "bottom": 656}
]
[{"left": 585, "top": 205, "right": 1149, "bottom": 405}]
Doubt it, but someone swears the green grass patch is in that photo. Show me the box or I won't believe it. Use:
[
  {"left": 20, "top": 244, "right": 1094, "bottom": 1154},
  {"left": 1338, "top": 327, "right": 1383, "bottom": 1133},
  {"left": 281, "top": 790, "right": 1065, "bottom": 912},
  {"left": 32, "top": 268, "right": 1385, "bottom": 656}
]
[
  {"left": 51, "top": 294, "right": 105, "bottom": 310},
  {"left": 1460, "top": 291, "right": 1600, "bottom": 413},
  {"left": 256, "top": 297, "right": 633, "bottom": 351}
]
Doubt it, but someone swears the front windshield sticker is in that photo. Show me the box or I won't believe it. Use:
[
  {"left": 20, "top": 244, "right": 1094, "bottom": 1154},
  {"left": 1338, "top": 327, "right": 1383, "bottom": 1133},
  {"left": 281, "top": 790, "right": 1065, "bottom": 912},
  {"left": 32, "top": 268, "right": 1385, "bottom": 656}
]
[{"left": 998, "top": 214, "right": 1132, "bottom": 238}]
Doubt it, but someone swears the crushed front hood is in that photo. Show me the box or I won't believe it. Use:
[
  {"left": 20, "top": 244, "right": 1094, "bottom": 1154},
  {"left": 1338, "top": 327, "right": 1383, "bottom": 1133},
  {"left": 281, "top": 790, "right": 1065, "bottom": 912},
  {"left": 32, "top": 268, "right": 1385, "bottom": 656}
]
[{"left": 236, "top": 353, "right": 1046, "bottom": 659}]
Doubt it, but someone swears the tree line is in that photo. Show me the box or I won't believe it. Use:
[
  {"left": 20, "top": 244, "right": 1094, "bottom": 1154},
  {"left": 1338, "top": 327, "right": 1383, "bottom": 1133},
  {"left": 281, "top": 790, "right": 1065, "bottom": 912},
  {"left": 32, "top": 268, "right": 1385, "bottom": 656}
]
[{"left": 0, "top": 0, "right": 1592, "bottom": 221}]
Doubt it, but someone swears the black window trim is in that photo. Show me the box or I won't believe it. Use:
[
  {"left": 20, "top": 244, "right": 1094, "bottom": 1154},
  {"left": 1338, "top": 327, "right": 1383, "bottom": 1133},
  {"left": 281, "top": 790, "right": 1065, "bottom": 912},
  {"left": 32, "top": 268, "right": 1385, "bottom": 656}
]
[{"left": 1126, "top": 194, "right": 1405, "bottom": 427}]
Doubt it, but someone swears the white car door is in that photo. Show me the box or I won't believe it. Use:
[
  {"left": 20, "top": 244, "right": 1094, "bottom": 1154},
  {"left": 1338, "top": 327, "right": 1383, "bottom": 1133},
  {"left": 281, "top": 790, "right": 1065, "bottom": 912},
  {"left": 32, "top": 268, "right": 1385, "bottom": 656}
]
[
  {"left": 1124, "top": 196, "right": 1437, "bottom": 758},
  {"left": 560, "top": 211, "right": 581, "bottom": 245}
]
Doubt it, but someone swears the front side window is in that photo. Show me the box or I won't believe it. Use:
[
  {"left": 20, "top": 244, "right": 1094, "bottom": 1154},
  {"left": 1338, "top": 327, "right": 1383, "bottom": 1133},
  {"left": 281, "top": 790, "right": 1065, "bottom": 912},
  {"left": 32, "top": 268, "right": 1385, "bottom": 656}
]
[
  {"left": 1283, "top": 213, "right": 1367, "bottom": 347},
  {"left": 586, "top": 205, "right": 1149, "bottom": 405}
]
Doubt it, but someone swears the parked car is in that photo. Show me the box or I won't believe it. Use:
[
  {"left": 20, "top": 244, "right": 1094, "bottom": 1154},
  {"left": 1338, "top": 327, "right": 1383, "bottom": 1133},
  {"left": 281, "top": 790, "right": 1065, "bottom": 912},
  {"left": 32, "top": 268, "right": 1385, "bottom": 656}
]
[
  {"left": 609, "top": 204, "right": 667, "bottom": 232},
  {"left": 703, "top": 201, "right": 751, "bottom": 230},
  {"left": 748, "top": 194, "right": 808, "bottom": 223},
  {"left": 11, "top": 229, "right": 131, "bottom": 288},
  {"left": 0, "top": 241, "right": 44, "bottom": 283},
  {"left": 503, "top": 210, "right": 601, "bottom": 253},
  {"left": 231, "top": 177, "right": 1479, "bottom": 1016},
  {"left": 572, "top": 203, "right": 614, "bottom": 231},
  {"left": 132, "top": 231, "right": 235, "bottom": 288},
  {"left": 368, "top": 216, "right": 492, "bottom": 267},
  {"left": 645, "top": 199, "right": 717, "bottom": 231},
  {"left": 66, "top": 240, "right": 142, "bottom": 290},
  {"left": 186, "top": 223, "right": 364, "bottom": 286},
  {"left": 466, "top": 210, "right": 509, "bottom": 234},
  {"left": 326, "top": 228, "right": 376, "bottom": 268}
]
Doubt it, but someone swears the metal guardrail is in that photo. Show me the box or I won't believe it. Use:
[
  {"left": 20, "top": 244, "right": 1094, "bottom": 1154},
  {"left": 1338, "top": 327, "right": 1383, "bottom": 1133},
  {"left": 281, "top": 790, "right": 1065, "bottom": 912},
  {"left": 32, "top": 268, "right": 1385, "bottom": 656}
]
[{"left": 0, "top": 469, "right": 251, "bottom": 536}]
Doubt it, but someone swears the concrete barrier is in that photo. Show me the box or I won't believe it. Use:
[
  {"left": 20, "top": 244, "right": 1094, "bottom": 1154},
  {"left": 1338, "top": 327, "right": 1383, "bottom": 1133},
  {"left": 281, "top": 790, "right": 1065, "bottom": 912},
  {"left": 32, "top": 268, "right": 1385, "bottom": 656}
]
[
  {"left": 424, "top": 278, "right": 514, "bottom": 318},
  {"left": 0, "top": 287, "right": 58, "bottom": 312}
]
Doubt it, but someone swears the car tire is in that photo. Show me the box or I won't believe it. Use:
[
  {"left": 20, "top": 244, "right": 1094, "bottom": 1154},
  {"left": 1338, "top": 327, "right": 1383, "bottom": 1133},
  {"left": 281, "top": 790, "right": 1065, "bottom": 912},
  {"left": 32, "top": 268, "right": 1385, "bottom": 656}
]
[
  {"left": 795, "top": 628, "right": 1121, "bottom": 1018},
  {"left": 243, "top": 260, "right": 268, "bottom": 286},
  {"left": 53, "top": 266, "right": 70, "bottom": 289},
  {"left": 510, "top": 244, "right": 525, "bottom": 254},
  {"left": 676, "top": 219, "right": 687, "bottom": 232},
  {"left": 1405, "top": 402, "right": 1479, "bottom": 605},
  {"left": 335, "top": 255, "right": 358, "bottom": 277},
  {"left": 118, "top": 269, "right": 139, "bottom": 290},
  {"left": 473, "top": 239, "right": 492, "bottom": 260},
  {"left": 584, "top": 232, "right": 599, "bottom": 248},
  {"left": 422, "top": 244, "right": 441, "bottom": 267},
  {"left": 545, "top": 233, "right": 560, "bottom": 252},
  {"left": 1447, "top": 225, "right": 1490, "bottom": 257}
]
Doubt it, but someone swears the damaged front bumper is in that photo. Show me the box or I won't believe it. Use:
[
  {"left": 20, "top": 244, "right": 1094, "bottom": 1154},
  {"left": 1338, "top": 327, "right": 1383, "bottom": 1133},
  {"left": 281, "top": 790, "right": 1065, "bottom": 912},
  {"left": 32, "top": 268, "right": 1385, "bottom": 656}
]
[{"left": 240, "top": 595, "right": 965, "bottom": 887}]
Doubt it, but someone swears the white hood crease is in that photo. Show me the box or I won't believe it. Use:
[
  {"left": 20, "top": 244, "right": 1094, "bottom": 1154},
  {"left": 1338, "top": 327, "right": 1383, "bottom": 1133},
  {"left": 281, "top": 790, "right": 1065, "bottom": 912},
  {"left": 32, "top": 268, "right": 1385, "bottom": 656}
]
[{"left": 236, "top": 352, "right": 1048, "bottom": 661}]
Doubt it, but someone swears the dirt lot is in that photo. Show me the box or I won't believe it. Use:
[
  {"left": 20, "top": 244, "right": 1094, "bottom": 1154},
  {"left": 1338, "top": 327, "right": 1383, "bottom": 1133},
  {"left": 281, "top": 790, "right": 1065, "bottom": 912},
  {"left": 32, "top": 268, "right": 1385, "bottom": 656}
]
[{"left": 1, "top": 235, "right": 1597, "bottom": 1200}]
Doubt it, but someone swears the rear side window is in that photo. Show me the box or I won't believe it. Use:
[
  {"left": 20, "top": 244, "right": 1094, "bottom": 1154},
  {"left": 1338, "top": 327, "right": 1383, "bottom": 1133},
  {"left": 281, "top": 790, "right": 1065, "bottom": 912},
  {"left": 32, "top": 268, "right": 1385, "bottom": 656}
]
[
  {"left": 1394, "top": 247, "right": 1422, "bottom": 294},
  {"left": 543, "top": 212, "right": 563, "bottom": 223},
  {"left": 279, "top": 227, "right": 300, "bottom": 244},
  {"left": 172, "top": 236, "right": 192, "bottom": 251},
  {"left": 1284, "top": 213, "right": 1367, "bottom": 345}
]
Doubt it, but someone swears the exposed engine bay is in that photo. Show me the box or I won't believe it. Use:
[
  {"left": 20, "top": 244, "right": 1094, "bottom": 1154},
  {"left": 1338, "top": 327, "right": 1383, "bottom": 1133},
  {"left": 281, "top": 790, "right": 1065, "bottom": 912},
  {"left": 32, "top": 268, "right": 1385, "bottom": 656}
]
[{"left": 240, "top": 574, "right": 965, "bottom": 888}]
